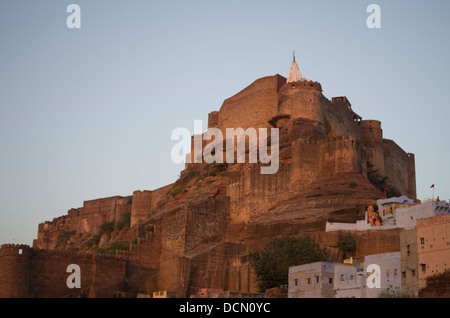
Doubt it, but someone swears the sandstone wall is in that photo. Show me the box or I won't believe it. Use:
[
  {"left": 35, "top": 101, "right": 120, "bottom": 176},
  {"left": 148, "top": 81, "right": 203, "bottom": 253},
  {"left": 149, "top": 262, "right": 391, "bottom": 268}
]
[
  {"left": 34, "top": 195, "right": 132, "bottom": 249},
  {"left": 360, "top": 120, "right": 385, "bottom": 177},
  {"left": 277, "top": 80, "right": 325, "bottom": 125},
  {"left": 0, "top": 244, "right": 127, "bottom": 298},
  {"left": 354, "top": 228, "right": 401, "bottom": 262},
  {"left": 185, "top": 196, "right": 230, "bottom": 252},
  {"left": 216, "top": 74, "right": 285, "bottom": 132},
  {"left": 383, "top": 139, "right": 410, "bottom": 196},
  {"left": 406, "top": 153, "right": 417, "bottom": 200},
  {"left": 0, "top": 244, "right": 31, "bottom": 298},
  {"left": 29, "top": 249, "right": 127, "bottom": 298},
  {"left": 326, "top": 97, "right": 362, "bottom": 139},
  {"left": 130, "top": 190, "right": 152, "bottom": 227},
  {"left": 227, "top": 163, "right": 292, "bottom": 223}
]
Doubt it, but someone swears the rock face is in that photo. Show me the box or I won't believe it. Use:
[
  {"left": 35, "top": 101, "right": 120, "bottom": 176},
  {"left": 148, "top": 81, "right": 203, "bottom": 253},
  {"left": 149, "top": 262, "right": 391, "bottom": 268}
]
[{"left": 2, "top": 71, "right": 416, "bottom": 298}]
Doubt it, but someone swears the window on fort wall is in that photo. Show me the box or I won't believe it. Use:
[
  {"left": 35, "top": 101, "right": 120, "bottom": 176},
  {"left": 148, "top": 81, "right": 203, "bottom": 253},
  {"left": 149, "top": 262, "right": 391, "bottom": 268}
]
[{"left": 18, "top": 249, "right": 22, "bottom": 254}]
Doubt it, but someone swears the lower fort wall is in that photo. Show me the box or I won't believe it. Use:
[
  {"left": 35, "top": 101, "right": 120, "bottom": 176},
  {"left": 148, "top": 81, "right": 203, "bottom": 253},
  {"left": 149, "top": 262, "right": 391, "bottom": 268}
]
[{"left": 0, "top": 244, "right": 127, "bottom": 298}]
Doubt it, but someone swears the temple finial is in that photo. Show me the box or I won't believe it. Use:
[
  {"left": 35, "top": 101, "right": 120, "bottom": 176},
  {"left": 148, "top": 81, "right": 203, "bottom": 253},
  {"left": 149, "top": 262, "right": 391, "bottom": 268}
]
[{"left": 287, "top": 51, "right": 302, "bottom": 83}]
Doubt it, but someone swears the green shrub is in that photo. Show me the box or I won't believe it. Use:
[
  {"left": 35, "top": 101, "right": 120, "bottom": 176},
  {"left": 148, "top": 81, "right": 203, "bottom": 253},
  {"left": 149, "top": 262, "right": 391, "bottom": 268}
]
[
  {"left": 85, "top": 232, "right": 102, "bottom": 247},
  {"left": 115, "top": 212, "right": 131, "bottom": 230},
  {"left": 96, "top": 241, "right": 130, "bottom": 254},
  {"left": 168, "top": 186, "right": 183, "bottom": 197},
  {"left": 182, "top": 170, "right": 200, "bottom": 183},
  {"left": 157, "top": 198, "right": 168, "bottom": 209},
  {"left": 57, "top": 230, "right": 77, "bottom": 243},
  {"left": 337, "top": 232, "right": 356, "bottom": 255},
  {"left": 99, "top": 221, "right": 115, "bottom": 235},
  {"left": 348, "top": 181, "right": 357, "bottom": 188}
]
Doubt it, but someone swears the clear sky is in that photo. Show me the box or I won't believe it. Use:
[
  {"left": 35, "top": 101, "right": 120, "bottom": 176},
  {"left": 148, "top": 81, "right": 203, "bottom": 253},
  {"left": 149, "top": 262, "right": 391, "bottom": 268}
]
[{"left": 1, "top": 0, "right": 449, "bottom": 246}]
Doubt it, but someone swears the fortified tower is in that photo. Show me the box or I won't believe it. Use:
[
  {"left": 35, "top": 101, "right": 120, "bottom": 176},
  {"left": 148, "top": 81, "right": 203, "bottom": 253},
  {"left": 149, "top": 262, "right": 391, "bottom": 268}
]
[
  {"left": 0, "top": 244, "right": 31, "bottom": 298},
  {"left": 360, "top": 120, "right": 385, "bottom": 177}
]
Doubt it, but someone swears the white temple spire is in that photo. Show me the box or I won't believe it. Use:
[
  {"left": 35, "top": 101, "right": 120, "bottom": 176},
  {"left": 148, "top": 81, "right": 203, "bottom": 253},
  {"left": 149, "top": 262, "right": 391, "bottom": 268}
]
[{"left": 287, "top": 51, "right": 302, "bottom": 83}]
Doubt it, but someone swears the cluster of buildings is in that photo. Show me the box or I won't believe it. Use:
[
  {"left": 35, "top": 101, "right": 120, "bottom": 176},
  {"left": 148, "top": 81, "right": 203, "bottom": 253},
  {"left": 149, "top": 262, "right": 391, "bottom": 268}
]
[{"left": 289, "top": 197, "right": 450, "bottom": 298}]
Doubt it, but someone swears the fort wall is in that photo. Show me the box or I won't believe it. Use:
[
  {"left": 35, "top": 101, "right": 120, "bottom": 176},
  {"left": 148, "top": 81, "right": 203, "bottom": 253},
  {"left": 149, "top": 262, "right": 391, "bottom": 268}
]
[
  {"left": 407, "top": 153, "right": 417, "bottom": 200},
  {"left": 360, "top": 120, "right": 385, "bottom": 177},
  {"left": 325, "top": 97, "right": 362, "bottom": 140},
  {"left": 383, "top": 139, "right": 410, "bottom": 196},
  {"left": 277, "top": 80, "right": 325, "bottom": 125},
  {"left": 227, "top": 163, "right": 292, "bottom": 223},
  {"left": 5, "top": 72, "right": 417, "bottom": 298},
  {"left": 216, "top": 74, "right": 286, "bottom": 132},
  {"left": 0, "top": 244, "right": 127, "bottom": 298},
  {"left": 0, "top": 244, "right": 31, "bottom": 298},
  {"left": 34, "top": 195, "right": 132, "bottom": 249}
]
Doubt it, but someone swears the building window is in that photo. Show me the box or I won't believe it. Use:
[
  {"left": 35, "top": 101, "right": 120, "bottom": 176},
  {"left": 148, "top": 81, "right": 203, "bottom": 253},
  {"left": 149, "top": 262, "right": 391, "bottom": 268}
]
[
  {"left": 340, "top": 274, "right": 345, "bottom": 281},
  {"left": 402, "top": 271, "right": 406, "bottom": 279},
  {"left": 407, "top": 245, "right": 410, "bottom": 256},
  {"left": 386, "top": 270, "right": 390, "bottom": 277},
  {"left": 412, "top": 270, "right": 416, "bottom": 276},
  {"left": 329, "top": 278, "right": 333, "bottom": 285},
  {"left": 315, "top": 276, "right": 319, "bottom": 284},
  {"left": 421, "top": 264, "right": 426, "bottom": 272},
  {"left": 307, "top": 278, "right": 311, "bottom": 285},
  {"left": 420, "top": 238, "right": 425, "bottom": 245},
  {"left": 394, "top": 269, "right": 398, "bottom": 276},
  {"left": 294, "top": 279, "right": 298, "bottom": 287}
]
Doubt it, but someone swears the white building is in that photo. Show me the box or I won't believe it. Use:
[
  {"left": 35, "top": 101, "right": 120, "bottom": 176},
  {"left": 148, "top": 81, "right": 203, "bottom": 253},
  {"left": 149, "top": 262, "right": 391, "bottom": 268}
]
[
  {"left": 288, "top": 261, "right": 364, "bottom": 298},
  {"left": 326, "top": 196, "right": 449, "bottom": 232},
  {"left": 363, "top": 252, "right": 402, "bottom": 298},
  {"left": 288, "top": 252, "right": 403, "bottom": 298}
]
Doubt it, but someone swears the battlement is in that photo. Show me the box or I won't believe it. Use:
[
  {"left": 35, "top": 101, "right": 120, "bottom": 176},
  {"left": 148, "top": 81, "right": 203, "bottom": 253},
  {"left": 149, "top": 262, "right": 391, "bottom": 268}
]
[
  {"left": 0, "top": 244, "right": 31, "bottom": 256},
  {"left": 32, "top": 247, "right": 128, "bottom": 263},
  {"left": 331, "top": 96, "right": 362, "bottom": 122},
  {"left": 279, "top": 79, "right": 322, "bottom": 93},
  {"left": 293, "top": 135, "right": 356, "bottom": 146}
]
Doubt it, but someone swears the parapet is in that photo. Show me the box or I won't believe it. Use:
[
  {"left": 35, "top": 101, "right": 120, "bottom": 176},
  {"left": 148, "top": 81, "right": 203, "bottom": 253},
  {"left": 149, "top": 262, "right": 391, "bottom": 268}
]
[
  {"left": 279, "top": 79, "right": 322, "bottom": 94},
  {"left": 360, "top": 119, "right": 383, "bottom": 143},
  {"left": 208, "top": 111, "right": 219, "bottom": 128},
  {"left": 0, "top": 244, "right": 31, "bottom": 256},
  {"left": 293, "top": 135, "right": 356, "bottom": 146}
]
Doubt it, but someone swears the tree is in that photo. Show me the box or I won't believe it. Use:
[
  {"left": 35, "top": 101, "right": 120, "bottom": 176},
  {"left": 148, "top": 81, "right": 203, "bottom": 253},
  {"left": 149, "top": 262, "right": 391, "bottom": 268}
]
[
  {"left": 337, "top": 232, "right": 356, "bottom": 259},
  {"left": 249, "top": 236, "right": 328, "bottom": 293}
]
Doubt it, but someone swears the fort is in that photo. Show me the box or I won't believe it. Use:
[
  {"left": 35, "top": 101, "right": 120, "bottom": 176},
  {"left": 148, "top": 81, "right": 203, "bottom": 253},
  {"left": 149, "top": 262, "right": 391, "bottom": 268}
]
[{"left": 0, "top": 56, "right": 426, "bottom": 298}]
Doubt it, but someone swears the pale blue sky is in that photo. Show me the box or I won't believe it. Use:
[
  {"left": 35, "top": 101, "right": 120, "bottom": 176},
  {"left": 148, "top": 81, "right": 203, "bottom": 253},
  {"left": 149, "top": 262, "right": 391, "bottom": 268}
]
[{"left": 1, "top": 0, "right": 449, "bottom": 245}]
